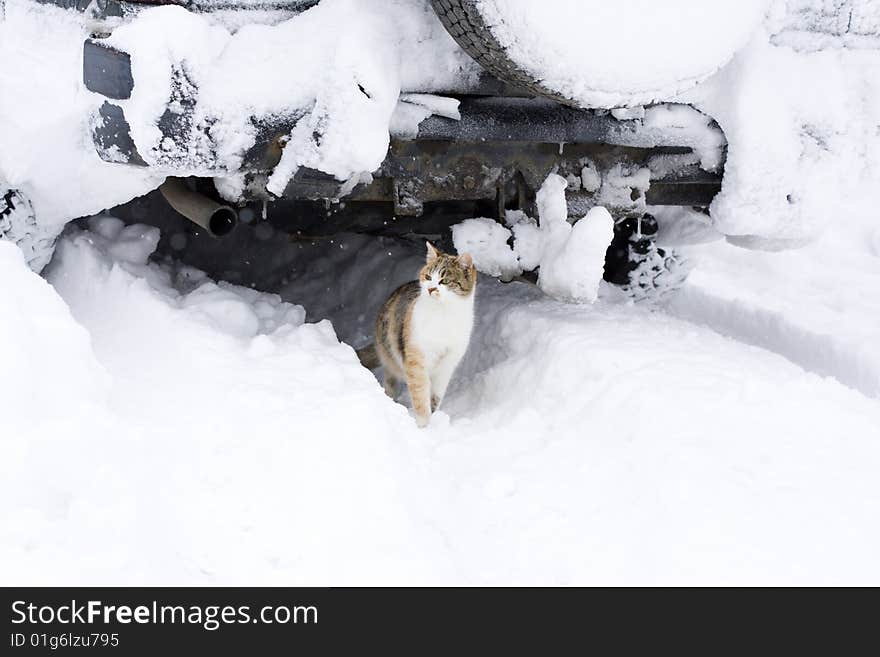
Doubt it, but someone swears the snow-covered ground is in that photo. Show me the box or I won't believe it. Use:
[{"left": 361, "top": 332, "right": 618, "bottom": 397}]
[
  {"left": 1, "top": 0, "right": 879, "bottom": 585},
  {"left": 1, "top": 213, "right": 879, "bottom": 585}
]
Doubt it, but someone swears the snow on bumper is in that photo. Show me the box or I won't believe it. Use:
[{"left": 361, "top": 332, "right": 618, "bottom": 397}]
[
  {"left": 89, "top": 2, "right": 401, "bottom": 183},
  {"left": 83, "top": 3, "right": 727, "bottom": 212}
]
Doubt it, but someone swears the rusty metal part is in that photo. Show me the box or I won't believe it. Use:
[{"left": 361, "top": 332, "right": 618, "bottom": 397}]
[{"left": 279, "top": 139, "right": 721, "bottom": 219}]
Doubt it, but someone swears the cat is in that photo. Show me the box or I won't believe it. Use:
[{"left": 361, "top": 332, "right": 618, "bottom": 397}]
[{"left": 357, "top": 242, "right": 476, "bottom": 428}]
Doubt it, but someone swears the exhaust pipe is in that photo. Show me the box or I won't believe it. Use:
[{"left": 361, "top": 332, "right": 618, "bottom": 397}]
[{"left": 159, "top": 177, "right": 238, "bottom": 238}]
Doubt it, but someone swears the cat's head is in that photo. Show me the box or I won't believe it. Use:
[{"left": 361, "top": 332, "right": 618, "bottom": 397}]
[{"left": 419, "top": 243, "right": 476, "bottom": 300}]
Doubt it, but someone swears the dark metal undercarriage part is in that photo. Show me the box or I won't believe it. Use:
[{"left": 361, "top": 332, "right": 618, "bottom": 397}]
[
  {"left": 282, "top": 137, "right": 720, "bottom": 218},
  {"left": 90, "top": 92, "right": 723, "bottom": 234},
  {"left": 82, "top": 21, "right": 725, "bottom": 239},
  {"left": 76, "top": 0, "right": 724, "bottom": 301}
]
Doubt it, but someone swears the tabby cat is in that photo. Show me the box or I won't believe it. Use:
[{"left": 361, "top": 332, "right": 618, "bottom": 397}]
[{"left": 358, "top": 243, "right": 476, "bottom": 427}]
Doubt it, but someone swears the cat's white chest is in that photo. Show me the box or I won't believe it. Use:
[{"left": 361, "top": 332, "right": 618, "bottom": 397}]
[{"left": 410, "top": 292, "right": 474, "bottom": 364}]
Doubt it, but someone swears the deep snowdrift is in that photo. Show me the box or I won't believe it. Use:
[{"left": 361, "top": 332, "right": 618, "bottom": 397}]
[
  {"left": 2, "top": 220, "right": 880, "bottom": 585},
  {"left": 4, "top": 218, "right": 442, "bottom": 584}
]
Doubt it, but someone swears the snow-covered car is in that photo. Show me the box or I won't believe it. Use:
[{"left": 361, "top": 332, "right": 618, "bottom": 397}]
[
  {"left": 1, "top": 0, "right": 742, "bottom": 295},
  {"left": 3, "top": 0, "right": 880, "bottom": 588},
  {"left": 1, "top": 0, "right": 876, "bottom": 295}
]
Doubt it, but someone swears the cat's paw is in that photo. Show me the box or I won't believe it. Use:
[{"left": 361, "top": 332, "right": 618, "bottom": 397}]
[{"left": 415, "top": 414, "right": 430, "bottom": 429}]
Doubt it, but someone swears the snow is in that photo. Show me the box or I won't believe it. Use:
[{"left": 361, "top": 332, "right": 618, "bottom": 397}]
[
  {"left": 451, "top": 217, "right": 520, "bottom": 280},
  {"left": 3, "top": 0, "right": 877, "bottom": 245},
  {"left": 771, "top": 0, "right": 880, "bottom": 50},
  {"left": 104, "top": 1, "right": 399, "bottom": 185},
  {"left": 479, "top": 0, "right": 770, "bottom": 107},
  {"left": 391, "top": 95, "right": 461, "bottom": 138},
  {"left": 541, "top": 206, "right": 615, "bottom": 303},
  {"left": 0, "top": 0, "right": 480, "bottom": 242},
  {"left": 579, "top": 161, "right": 601, "bottom": 194},
  {"left": 533, "top": 175, "right": 614, "bottom": 303},
  {"left": 2, "top": 0, "right": 880, "bottom": 585},
  {"left": 398, "top": 93, "right": 462, "bottom": 120},
  {"left": 471, "top": 4, "right": 880, "bottom": 245},
  {"left": 670, "top": 231, "right": 880, "bottom": 400},
  {"left": 2, "top": 219, "right": 880, "bottom": 584},
  {"left": 0, "top": 1, "right": 161, "bottom": 231},
  {"left": 594, "top": 163, "right": 652, "bottom": 211},
  {"left": 453, "top": 174, "right": 614, "bottom": 302},
  {"left": 684, "top": 36, "right": 880, "bottom": 242},
  {"left": 0, "top": 241, "right": 108, "bottom": 431},
  {"left": 460, "top": 1, "right": 880, "bottom": 243},
  {"left": 445, "top": 283, "right": 880, "bottom": 585},
  {"left": 642, "top": 104, "right": 725, "bottom": 171},
  {"left": 4, "top": 219, "right": 442, "bottom": 584},
  {"left": 103, "top": 0, "right": 480, "bottom": 187}
]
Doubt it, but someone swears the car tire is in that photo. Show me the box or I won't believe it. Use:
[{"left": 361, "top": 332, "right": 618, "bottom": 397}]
[
  {"left": 430, "top": 0, "right": 574, "bottom": 105},
  {"left": 603, "top": 214, "right": 692, "bottom": 302},
  {"left": 1, "top": 188, "right": 59, "bottom": 272},
  {"left": 430, "top": 0, "right": 762, "bottom": 109}
]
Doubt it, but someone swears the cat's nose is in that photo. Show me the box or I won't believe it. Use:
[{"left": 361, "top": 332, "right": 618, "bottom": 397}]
[{"left": 428, "top": 287, "right": 438, "bottom": 296}]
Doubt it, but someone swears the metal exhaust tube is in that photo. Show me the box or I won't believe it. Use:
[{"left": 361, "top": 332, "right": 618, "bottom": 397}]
[{"left": 159, "top": 177, "right": 238, "bottom": 238}]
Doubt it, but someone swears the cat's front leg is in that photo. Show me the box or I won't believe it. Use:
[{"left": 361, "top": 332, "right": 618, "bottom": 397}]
[{"left": 404, "top": 349, "right": 432, "bottom": 428}]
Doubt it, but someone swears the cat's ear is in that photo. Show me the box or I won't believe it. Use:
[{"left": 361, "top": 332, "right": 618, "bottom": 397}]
[
  {"left": 426, "top": 242, "right": 440, "bottom": 262},
  {"left": 457, "top": 253, "right": 473, "bottom": 268}
]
